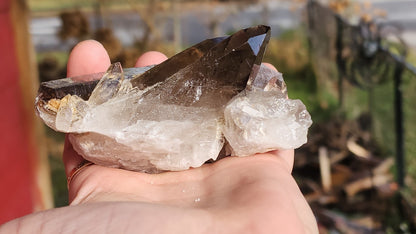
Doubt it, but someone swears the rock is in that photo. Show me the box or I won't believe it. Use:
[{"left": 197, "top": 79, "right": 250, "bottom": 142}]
[{"left": 35, "top": 25, "right": 312, "bottom": 172}]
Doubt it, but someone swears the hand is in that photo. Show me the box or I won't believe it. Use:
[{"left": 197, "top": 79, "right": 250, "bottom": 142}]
[{"left": 0, "top": 40, "right": 318, "bottom": 234}]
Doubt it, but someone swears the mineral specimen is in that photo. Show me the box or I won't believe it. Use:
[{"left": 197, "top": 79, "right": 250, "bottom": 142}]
[
  {"left": 224, "top": 64, "right": 311, "bottom": 156},
  {"left": 35, "top": 25, "right": 312, "bottom": 173}
]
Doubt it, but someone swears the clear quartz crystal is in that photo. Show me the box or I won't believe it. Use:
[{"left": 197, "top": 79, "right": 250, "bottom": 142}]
[
  {"left": 36, "top": 63, "right": 312, "bottom": 172},
  {"left": 69, "top": 103, "right": 224, "bottom": 172},
  {"left": 224, "top": 65, "right": 312, "bottom": 156},
  {"left": 36, "top": 64, "right": 312, "bottom": 172}
]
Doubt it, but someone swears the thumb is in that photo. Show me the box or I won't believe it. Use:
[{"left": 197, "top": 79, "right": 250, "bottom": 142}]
[{"left": 67, "top": 40, "right": 111, "bottom": 77}]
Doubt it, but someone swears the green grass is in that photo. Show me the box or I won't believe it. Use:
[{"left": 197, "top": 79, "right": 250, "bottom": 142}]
[
  {"left": 43, "top": 127, "right": 68, "bottom": 207},
  {"left": 28, "top": 0, "right": 169, "bottom": 13},
  {"left": 29, "top": 0, "right": 95, "bottom": 12},
  {"left": 37, "top": 51, "right": 69, "bottom": 67},
  {"left": 404, "top": 50, "right": 416, "bottom": 186},
  {"left": 402, "top": 70, "right": 416, "bottom": 192},
  {"left": 49, "top": 154, "right": 68, "bottom": 207}
]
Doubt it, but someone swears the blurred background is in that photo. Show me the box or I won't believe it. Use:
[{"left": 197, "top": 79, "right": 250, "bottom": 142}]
[{"left": 1, "top": 0, "right": 415, "bottom": 232}]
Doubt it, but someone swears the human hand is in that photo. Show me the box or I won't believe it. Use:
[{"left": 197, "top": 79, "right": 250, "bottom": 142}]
[{"left": 0, "top": 40, "right": 318, "bottom": 234}]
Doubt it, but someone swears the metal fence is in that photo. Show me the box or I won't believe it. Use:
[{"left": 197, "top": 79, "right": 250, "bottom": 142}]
[{"left": 306, "top": 0, "right": 416, "bottom": 188}]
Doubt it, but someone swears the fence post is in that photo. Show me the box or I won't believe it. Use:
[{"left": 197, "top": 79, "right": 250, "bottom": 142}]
[
  {"left": 393, "top": 63, "right": 405, "bottom": 187},
  {"left": 335, "top": 16, "right": 344, "bottom": 109}
]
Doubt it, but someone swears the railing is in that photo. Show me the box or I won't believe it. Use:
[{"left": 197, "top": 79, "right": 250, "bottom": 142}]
[{"left": 306, "top": 0, "right": 416, "bottom": 188}]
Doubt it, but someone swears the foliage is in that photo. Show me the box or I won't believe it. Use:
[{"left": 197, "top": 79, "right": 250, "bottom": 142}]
[
  {"left": 264, "top": 29, "right": 338, "bottom": 122},
  {"left": 58, "top": 10, "right": 90, "bottom": 40}
]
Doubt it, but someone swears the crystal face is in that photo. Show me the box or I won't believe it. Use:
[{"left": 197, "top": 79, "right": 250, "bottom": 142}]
[{"left": 35, "top": 25, "right": 312, "bottom": 172}]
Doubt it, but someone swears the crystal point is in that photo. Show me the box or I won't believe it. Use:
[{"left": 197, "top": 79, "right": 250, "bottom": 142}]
[
  {"left": 135, "top": 25, "right": 271, "bottom": 108},
  {"left": 88, "top": 62, "right": 124, "bottom": 105},
  {"left": 35, "top": 25, "right": 311, "bottom": 173}
]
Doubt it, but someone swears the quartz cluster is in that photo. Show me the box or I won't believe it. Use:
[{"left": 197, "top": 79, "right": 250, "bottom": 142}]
[{"left": 35, "top": 25, "right": 312, "bottom": 172}]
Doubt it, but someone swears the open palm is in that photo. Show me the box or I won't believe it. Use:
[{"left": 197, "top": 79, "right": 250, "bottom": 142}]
[{"left": 0, "top": 40, "right": 317, "bottom": 234}]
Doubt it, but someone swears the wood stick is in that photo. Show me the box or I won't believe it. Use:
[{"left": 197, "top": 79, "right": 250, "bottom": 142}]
[
  {"left": 344, "top": 174, "right": 393, "bottom": 197},
  {"left": 347, "top": 137, "right": 370, "bottom": 158},
  {"left": 319, "top": 146, "right": 332, "bottom": 193}
]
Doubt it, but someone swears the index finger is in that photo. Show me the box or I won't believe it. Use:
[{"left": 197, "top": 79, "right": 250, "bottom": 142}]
[
  {"left": 63, "top": 40, "right": 111, "bottom": 177},
  {"left": 67, "top": 40, "right": 111, "bottom": 79}
]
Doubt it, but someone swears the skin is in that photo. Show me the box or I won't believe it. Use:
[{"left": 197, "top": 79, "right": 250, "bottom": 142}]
[{"left": 0, "top": 40, "right": 318, "bottom": 234}]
